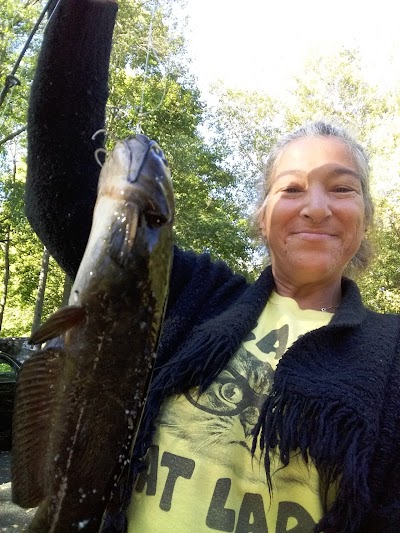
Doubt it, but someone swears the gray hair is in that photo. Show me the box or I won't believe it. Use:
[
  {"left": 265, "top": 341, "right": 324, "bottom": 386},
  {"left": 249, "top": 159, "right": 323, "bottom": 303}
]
[{"left": 254, "top": 121, "right": 374, "bottom": 275}]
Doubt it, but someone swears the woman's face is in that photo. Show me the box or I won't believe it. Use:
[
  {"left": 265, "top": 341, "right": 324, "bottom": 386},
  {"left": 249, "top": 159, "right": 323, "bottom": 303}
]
[{"left": 260, "top": 136, "right": 366, "bottom": 287}]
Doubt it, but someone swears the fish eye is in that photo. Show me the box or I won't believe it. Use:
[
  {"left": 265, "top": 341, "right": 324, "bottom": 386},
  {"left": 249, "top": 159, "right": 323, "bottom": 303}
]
[{"left": 145, "top": 212, "right": 167, "bottom": 228}]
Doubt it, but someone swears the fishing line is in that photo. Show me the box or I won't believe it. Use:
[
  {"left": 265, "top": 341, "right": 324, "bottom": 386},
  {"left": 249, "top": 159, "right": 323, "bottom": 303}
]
[
  {"left": 0, "top": 0, "right": 61, "bottom": 109},
  {"left": 135, "top": 0, "right": 168, "bottom": 134},
  {"left": 0, "top": 0, "right": 62, "bottom": 150}
]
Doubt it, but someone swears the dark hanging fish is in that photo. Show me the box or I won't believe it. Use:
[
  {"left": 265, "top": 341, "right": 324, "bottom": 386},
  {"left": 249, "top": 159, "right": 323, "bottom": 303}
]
[{"left": 11, "top": 134, "right": 174, "bottom": 532}]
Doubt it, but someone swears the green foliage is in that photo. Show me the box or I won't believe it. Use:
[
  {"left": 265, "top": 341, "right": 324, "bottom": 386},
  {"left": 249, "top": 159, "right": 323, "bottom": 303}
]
[
  {"left": 207, "top": 48, "right": 400, "bottom": 310},
  {"left": 357, "top": 199, "right": 400, "bottom": 313},
  {"left": 2, "top": 254, "right": 66, "bottom": 337},
  {"left": 0, "top": 1, "right": 41, "bottom": 335},
  {"left": 284, "top": 50, "right": 388, "bottom": 138},
  {"left": 283, "top": 49, "right": 400, "bottom": 312},
  {"left": 0, "top": 1, "right": 76, "bottom": 335},
  {"left": 0, "top": 157, "right": 66, "bottom": 336},
  {"left": 206, "top": 85, "right": 283, "bottom": 210},
  {"left": 0, "top": 0, "right": 256, "bottom": 336},
  {"left": 0, "top": 0, "right": 41, "bottom": 136},
  {"left": 1, "top": 4, "right": 400, "bottom": 337},
  {"left": 106, "top": 0, "right": 254, "bottom": 276}
]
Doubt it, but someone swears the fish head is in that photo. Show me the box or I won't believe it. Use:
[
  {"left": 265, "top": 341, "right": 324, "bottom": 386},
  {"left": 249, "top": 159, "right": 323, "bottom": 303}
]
[
  {"left": 95, "top": 134, "right": 175, "bottom": 269},
  {"left": 99, "top": 134, "right": 174, "bottom": 228},
  {"left": 128, "top": 134, "right": 174, "bottom": 229}
]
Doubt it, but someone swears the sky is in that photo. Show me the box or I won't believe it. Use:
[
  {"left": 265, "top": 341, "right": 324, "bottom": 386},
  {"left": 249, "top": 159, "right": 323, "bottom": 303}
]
[{"left": 177, "top": 0, "right": 400, "bottom": 97}]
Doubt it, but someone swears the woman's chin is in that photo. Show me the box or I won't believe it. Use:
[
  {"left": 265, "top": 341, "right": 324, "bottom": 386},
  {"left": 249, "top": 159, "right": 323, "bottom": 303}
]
[{"left": 273, "top": 255, "right": 345, "bottom": 285}]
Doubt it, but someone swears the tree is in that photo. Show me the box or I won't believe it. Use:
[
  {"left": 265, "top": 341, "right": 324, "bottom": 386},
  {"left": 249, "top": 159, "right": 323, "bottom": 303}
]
[
  {"left": 205, "top": 85, "right": 283, "bottom": 211},
  {"left": 205, "top": 47, "right": 400, "bottom": 310},
  {"left": 357, "top": 199, "right": 400, "bottom": 313},
  {"left": 0, "top": 224, "right": 11, "bottom": 331},
  {"left": 2, "top": 7, "right": 400, "bottom": 334},
  {"left": 0, "top": 0, "right": 40, "bottom": 334},
  {"left": 104, "top": 0, "right": 256, "bottom": 275},
  {"left": 30, "top": 246, "right": 49, "bottom": 335},
  {"left": 0, "top": 0, "right": 256, "bottom": 336}
]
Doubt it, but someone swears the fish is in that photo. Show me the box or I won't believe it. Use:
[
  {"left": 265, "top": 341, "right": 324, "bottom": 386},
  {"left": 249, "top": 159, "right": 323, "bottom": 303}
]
[{"left": 11, "top": 134, "right": 174, "bottom": 532}]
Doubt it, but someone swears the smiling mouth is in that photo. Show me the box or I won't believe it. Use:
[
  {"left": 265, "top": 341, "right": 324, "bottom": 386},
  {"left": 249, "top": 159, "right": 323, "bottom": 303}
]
[{"left": 293, "top": 231, "right": 334, "bottom": 240}]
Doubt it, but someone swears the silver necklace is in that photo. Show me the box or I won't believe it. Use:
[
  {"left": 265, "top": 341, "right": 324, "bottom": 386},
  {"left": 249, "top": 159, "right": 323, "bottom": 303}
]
[{"left": 320, "top": 305, "right": 339, "bottom": 312}]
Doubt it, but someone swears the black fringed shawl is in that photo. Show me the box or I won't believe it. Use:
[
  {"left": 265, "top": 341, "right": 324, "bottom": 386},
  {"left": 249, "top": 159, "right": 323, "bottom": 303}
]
[{"left": 105, "top": 248, "right": 400, "bottom": 533}]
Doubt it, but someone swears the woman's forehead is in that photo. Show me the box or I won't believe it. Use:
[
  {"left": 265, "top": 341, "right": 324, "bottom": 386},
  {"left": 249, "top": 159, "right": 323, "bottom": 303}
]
[{"left": 273, "top": 136, "right": 357, "bottom": 172}]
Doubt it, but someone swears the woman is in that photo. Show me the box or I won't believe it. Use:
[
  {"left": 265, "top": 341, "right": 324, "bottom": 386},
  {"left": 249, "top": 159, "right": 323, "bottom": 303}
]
[{"left": 24, "top": 1, "right": 400, "bottom": 532}]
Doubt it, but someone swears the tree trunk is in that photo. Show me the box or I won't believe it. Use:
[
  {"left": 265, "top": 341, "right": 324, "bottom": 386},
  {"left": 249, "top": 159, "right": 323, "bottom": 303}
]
[
  {"left": 61, "top": 273, "right": 73, "bottom": 306},
  {"left": 31, "top": 246, "right": 50, "bottom": 336},
  {"left": 0, "top": 225, "right": 11, "bottom": 333}
]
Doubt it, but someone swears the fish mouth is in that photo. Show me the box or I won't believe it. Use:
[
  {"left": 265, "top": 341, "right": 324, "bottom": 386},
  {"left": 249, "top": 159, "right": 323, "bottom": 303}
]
[
  {"left": 125, "top": 135, "right": 169, "bottom": 182},
  {"left": 118, "top": 135, "right": 174, "bottom": 229}
]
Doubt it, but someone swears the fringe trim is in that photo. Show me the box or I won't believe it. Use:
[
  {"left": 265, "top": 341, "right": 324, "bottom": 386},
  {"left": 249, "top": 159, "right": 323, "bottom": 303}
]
[
  {"left": 129, "top": 329, "right": 234, "bottom": 481},
  {"left": 152, "top": 329, "right": 233, "bottom": 396},
  {"left": 252, "top": 382, "right": 375, "bottom": 533}
]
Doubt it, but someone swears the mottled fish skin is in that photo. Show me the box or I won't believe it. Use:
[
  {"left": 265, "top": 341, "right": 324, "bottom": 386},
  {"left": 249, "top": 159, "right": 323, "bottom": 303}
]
[{"left": 11, "top": 134, "right": 174, "bottom": 532}]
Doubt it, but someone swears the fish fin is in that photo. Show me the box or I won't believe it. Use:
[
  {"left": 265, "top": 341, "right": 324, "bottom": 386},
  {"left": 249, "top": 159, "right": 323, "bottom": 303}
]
[
  {"left": 11, "top": 347, "right": 64, "bottom": 508},
  {"left": 30, "top": 305, "right": 86, "bottom": 345},
  {"left": 109, "top": 205, "right": 139, "bottom": 267}
]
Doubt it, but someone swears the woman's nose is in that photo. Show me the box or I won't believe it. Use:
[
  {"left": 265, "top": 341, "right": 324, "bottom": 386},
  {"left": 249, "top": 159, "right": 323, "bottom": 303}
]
[{"left": 300, "top": 187, "right": 332, "bottom": 222}]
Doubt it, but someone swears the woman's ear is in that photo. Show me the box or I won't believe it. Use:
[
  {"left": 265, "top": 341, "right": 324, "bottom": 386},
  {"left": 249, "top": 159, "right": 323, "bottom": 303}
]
[{"left": 258, "top": 198, "right": 269, "bottom": 240}]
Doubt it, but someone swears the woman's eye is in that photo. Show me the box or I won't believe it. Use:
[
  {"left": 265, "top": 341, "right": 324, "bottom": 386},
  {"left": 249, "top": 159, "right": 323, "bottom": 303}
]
[
  {"left": 283, "top": 187, "right": 301, "bottom": 193},
  {"left": 334, "top": 187, "right": 352, "bottom": 193}
]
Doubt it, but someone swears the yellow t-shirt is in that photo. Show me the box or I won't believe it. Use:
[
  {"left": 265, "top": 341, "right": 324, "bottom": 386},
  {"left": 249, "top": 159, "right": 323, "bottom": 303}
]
[{"left": 128, "top": 292, "right": 334, "bottom": 532}]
